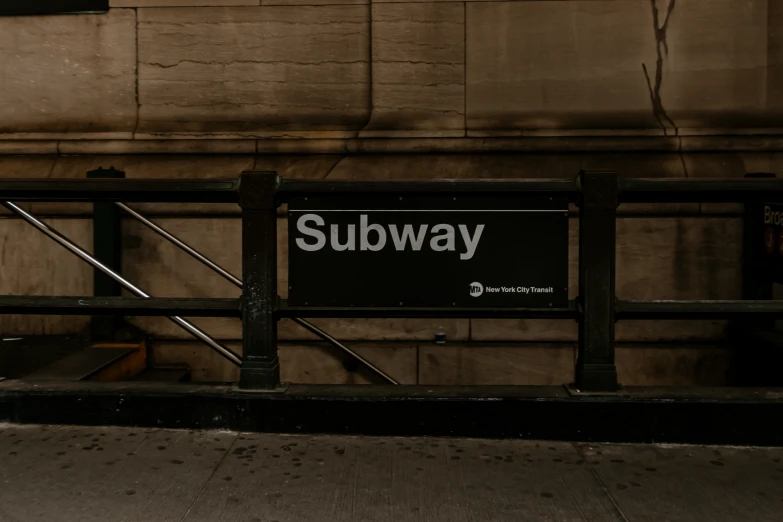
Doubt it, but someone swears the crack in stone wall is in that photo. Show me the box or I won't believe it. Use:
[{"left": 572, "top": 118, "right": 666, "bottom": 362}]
[{"left": 642, "top": 0, "right": 688, "bottom": 176}]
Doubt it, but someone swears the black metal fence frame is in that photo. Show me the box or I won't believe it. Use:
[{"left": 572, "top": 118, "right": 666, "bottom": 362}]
[{"left": 1, "top": 170, "right": 782, "bottom": 392}]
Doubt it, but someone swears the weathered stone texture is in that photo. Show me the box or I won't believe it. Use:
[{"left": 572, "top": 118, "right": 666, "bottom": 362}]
[
  {"left": 659, "top": 0, "right": 768, "bottom": 128},
  {"left": 615, "top": 217, "right": 741, "bottom": 342},
  {"left": 151, "top": 340, "right": 730, "bottom": 386},
  {"left": 122, "top": 218, "right": 242, "bottom": 340},
  {"left": 278, "top": 343, "right": 416, "bottom": 384},
  {"left": 0, "top": 9, "right": 137, "bottom": 135},
  {"left": 466, "top": 1, "right": 659, "bottom": 131},
  {"left": 616, "top": 217, "right": 742, "bottom": 301},
  {"left": 58, "top": 140, "right": 258, "bottom": 155},
  {"left": 768, "top": 1, "right": 783, "bottom": 118},
  {"left": 616, "top": 344, "right": 732, "bottom": 386},
  {"left": 363, "top": 3, "right": 464, "bottom": 134},
  {"left": 0, "top": 142, "right": 59, "bottom": 155},
  {"left": 0, "top": 0, "right": 778, "bottom": 137},
  {"left": 419, "top": 344, "right": 575, "bottom": 385},
  {"left": 279, "top": 318, "right": 468, "bottom": 342},
  {"left": 0, "top": 156, "right": 68, "bottom": 217},
  {"left": 151, "top": 341, "right": 416, "bottom": 383},
  {"left": 136, "top": 314, "right": 469, "bottom": 342},
  {"left": 466, "top": 0, "right": 773, "bottom": 133},
  {"left": 137, "top": 6, "right": 371, "bottom": 132},
  {"left": 0, "top": 218, "right": 92, "bottom": 335}
]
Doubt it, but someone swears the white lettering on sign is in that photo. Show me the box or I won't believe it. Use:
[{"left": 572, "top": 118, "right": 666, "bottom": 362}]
[
  {"left": 477, "top": 286, "right": 556, "bottom": 294},
  {"left": 296, "top": 214, "right": 326, "bottom": 251},
  {"left": 295, "top": 213, "right": 485, "bottom": 260},
  {"left": 360, "top": 215, "right": 386, "bottom": 251},
  {"left": 459, "top": 225, "right": 484, "bottom": 261},
  {"left": 764, "top": 206, "right": 783, "bottom": 226},
  {"left": 389, "top": 224, "right": 428, "bottom": 251},
  {"left": 330, "top": 224, "right": 355, "bottom": 251}
]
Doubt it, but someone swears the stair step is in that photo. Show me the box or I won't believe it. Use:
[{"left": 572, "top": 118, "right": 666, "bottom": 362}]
[
  {"left": 25, "top": 348, "right": 137, "bottom": 381},
  {"left": 88, "top": 341, "right": 147, "bottom": 382},
  {"left": 0, "top": 336, "right": 85, "bottom": 379},
  {"left": 24, "top": 340, "right": 147, "bottom": 382}
]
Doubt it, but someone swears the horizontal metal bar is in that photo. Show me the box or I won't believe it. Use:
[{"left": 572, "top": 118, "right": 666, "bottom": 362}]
[
  {"left": 616, "top": 300, "right": 783, "bottom": 320},
  {"left": 9, "top": 177, "right": 783, "bottom": 204},
  {"left": 0, "top": 179, "right": 239, "bottom": 202},
  {"left": 116, "top": 202, "right": 398, "bottom": 384},
  {"left": 619, "top": 178, "right": 783, "bottom": 203},
  {"left": 277, "top": 300, "right": 579, "bottom": 319},
  {"left": 2, "top": 201, "right": 243, "bottom": 367},
  {"left": 277, "top": 178, "right": 578, "bottom": 198},
  {"left": 0, "top": 296, "right": 242, "bottom": 317}
]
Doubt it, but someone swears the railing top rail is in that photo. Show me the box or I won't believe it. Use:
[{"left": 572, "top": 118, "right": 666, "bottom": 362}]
[
  {"left": 0, "top": 179, "right": 239, "bottom": 202},
  {"left": 276, "top": 177, "right": 579, "bottom": 197},
  {"left": 619, "top": 177, "right": 783, "bottom": 203},
  {"left": 5, "top": 174, "right": 783, "bottom": 204}
]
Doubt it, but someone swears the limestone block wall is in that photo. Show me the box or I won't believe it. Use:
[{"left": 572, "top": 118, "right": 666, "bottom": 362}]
[
  {"left": 0, "top": 0, "right": 780, "bottom": 142},
  {"left": 1, "top": 0, "right": 781, "bottom": 385}
]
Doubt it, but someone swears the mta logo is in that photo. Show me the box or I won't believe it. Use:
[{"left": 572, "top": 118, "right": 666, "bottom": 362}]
[{"left": 469, "top": 282, "right": 483, "bottom": 297}]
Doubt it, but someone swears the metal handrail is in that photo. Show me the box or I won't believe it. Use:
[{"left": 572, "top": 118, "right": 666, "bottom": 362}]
[
  {"left": 7, "top": 173, "right": 783, "bottom": 393},
  {"left": 618, "top": 177, "right": 783, "bottom": 203},
  {"left": 0, "top": 179, "right": 239, "bottom": 202},
  {"left": 115, "top": 202, "right": 399, "bottom": 385},
  {"left": 1, "top": 202, "right": 243, "bottom": 367}
]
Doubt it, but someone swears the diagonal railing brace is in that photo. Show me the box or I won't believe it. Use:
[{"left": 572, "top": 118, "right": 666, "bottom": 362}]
[
  {"left": 115, "top": 202, "right": 399, "bottom": 385},
  {"left": 2, "top": 201, "right": 242, "bottom": 367}
]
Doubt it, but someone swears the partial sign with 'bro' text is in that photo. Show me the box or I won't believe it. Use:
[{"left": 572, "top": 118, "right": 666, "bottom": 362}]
[
  {"left": 758, "top": 204, "right": 783, "bottom": 284},
  {"left": 287, "top": 194, "right": 569, "bottom": 308}
]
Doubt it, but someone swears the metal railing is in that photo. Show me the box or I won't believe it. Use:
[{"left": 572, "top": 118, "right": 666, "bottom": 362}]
[
  {"left": 1, "top": 170, "right": 783, "bottom": 391},
  {"left": 0, "top": 173, "right": 396, "bottom": 385}
]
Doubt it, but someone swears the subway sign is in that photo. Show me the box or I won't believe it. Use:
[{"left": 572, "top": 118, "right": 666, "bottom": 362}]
[{"left": 287, "top": 195, "right": 569, "bottom": 308}]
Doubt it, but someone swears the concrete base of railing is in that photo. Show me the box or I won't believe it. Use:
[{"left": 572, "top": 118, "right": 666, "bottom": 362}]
[{"left": 2, "top": 380, "right": 782, "bottom": 445}]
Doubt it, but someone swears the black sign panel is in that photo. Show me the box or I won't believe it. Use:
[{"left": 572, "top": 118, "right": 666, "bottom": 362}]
[
  {"left": 758, "top": 204, "right": 783, "bottom": 284},
  {"left": 287, "top": 194, "right": 568, "bottom": 308}
]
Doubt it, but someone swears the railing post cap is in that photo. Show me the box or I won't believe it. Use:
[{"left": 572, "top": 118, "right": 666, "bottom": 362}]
[{"left": 238, "top": 171, "right": 280, "bottom": 209}]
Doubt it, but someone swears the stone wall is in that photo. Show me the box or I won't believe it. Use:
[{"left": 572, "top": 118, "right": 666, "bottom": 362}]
[
  {"left": 0, "top": 0, "right": 780, "bottom": 142},
  {"left": 0, "top": 0, "right": 780, "bottom": 385}
]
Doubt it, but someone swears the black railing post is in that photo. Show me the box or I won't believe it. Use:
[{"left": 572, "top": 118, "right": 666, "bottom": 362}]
[
  {"left": 238, "top": 171, "right": 281, "bottom": 390},
  {"left": 576, "top": 170, "right": 620, "bottom": 391},
  {"left": 735, "top": 172, "right": 777, "bottom": 385},
  {"left": 742, "top": 173, "right": 776, "bottom": 304},
  {"left": 86, "top": 166, "right": 125, "bottom": 341}
]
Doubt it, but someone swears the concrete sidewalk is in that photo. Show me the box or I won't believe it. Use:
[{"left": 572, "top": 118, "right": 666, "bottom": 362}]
[{"left": 0, "top": 423, "right": 781, "bottom": 522}]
